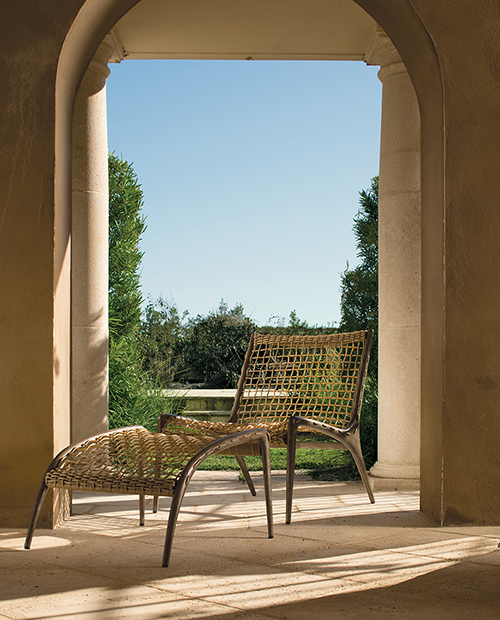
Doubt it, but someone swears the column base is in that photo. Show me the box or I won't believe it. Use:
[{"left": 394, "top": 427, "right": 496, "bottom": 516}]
[{"left": 369, "top": 461, "right": 420, "bottom": 491}]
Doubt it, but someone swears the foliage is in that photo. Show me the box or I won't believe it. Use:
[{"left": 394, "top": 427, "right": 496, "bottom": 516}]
[
  {"left": 339, "top": 177, "right": 378, "bottom": 354},
  {"left": 180, "top": 300, "right": 256, "bottom": 388},
  {"left": 339, "top": 176, "right": 379, "bottom": 470},
  {"left": 108, "top": 154, "right": 178, "bottom": 429},
  {"left": 139, "top": 297, "right": 188, "bottom": 387},
  {"left": 106, "top": 155, "right": 378, "bottom": 482},
  {"left": 108, "top": 154, "right": 146, "bottom": 340},
  {"left": 108, "top": 334, "right": 177, "bottom": 430},
  {"left": 139, "top": 300, "right": 339, "bottom": 389},
  {"left": 259, "top": 310, "right": 337, "bottom": 336},
  {"left": 107, "top": 163, "right": 378, "bottom": 479}
]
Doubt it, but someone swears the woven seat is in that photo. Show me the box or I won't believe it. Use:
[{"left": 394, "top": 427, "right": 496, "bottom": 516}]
[
  {"left": 160, "top": 330, "right": 374, "bottom": 523},
  {"left": 25, "top": 426, "right": 273, "bottom": 566}
]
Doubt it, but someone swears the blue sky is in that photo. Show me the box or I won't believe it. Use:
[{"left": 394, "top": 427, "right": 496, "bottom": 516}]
[{"left": 107, "top": 59, "right": 381, "bottom": 327}]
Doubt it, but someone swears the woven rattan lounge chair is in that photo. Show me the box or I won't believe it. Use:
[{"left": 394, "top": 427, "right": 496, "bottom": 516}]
[
  {"left": 160, "top": 330, "right": 374, "bottom": 524},
  {"left": 24, "top": 425, "right": 273, "bottom": 566}
]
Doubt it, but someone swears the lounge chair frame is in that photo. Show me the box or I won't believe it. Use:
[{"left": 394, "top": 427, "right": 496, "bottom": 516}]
[{"left": 25, "top": 426, "right": 273, "bottom": 566}]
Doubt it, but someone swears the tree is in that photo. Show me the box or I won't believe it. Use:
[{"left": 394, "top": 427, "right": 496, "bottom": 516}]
[
  {"left": 339, "top": 177, "right": 378, "bottom": 342},
  {"left": 180, "top": 300, "right": 256, "bottom": 388},
  {"left": 339, "top": 176, "right": 378, "bottom": 467},
  {"left": 139, "top": 296, "right": 188, "bottom": 386}
]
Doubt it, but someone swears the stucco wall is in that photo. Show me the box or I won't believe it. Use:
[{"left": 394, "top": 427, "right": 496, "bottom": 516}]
[{"left": 0, "top": 2, "right": 81, "bottom": 527}]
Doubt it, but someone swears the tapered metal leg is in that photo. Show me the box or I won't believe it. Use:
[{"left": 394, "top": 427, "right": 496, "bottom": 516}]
[
  {"left": 235, "top": 455, "right": 256, "bottom": 496},
  {"left": 139, "top": 495, "right": 146, "bottom": 525},
  {"left": 162, "top": 484, "right": 188, "bottom": 567},
  {"left": 285, "top": 419, "right": 298, "bottom": 524},
  {"left": 162, "top": 429, "right": 274, "bottom": 567},
  {"left": 260, "top": 436, "right": 274, "bottom": 538},
  {"left": 24, "top": 481, "right": 49, "bottom": 549},
  {"left": 347, "top": 437, "right": 375, "bottom": 503}
]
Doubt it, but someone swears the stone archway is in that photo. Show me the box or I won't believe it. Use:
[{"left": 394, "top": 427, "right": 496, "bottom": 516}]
[
  {"left": 56, "top": 0, "right": 442, "bottom": 523},
  {"left": 5, "top": 0, "right": 500, "bottom": 531}
]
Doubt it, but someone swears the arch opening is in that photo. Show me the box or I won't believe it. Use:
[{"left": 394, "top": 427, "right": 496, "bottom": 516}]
[{"left": 55, "top": 0, "right": 444, "bottom": 524}]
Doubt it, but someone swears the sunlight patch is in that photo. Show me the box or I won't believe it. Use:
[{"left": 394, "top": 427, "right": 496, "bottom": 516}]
[{"left": 1, "top": 536, "right": 72, "bottom": 550}]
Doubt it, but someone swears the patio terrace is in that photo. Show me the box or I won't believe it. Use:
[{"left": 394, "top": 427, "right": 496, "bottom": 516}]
[{"left": 1, "top": 472, "right": 499, "bottom": 619}]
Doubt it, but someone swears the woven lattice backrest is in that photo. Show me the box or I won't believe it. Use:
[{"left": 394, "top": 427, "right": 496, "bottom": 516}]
[{"left": 234, "top": 331, "right": 370, "bottom": 430}]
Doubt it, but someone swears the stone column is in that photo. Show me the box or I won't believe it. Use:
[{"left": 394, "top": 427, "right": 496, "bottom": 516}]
[
  {"left": 71, "top": 38, "right": 114, "bottom": 442},
  {"left": 365, "top": 29, "right": 421, "bottom": 487}
]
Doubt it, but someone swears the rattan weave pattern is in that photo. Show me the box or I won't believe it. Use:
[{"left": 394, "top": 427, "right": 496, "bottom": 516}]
[
  {"left": 44, "top": 427, "right": 214, "bottom": 496},
  {"left": 161, "top": 418, "right": 288, "bottom": 448},
  {"left": 236, "top": 331, "right": 367, "bottom": 429}
]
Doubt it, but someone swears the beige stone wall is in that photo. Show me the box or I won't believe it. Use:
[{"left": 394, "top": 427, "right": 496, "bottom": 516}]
[
  {"left": 417, "top": 1, "right": 500, "bottom": 524},
  {"left": 359, "top": 0, "right": 500, "bottom": 524},
  {"left": 0, "top": 3, "right": 79, "bottom": 527}
]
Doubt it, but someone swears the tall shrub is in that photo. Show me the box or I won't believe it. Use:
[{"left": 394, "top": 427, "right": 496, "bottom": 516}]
[
  {"left": 108, "top": 154, "right": 145, "bottom": 341},
  {"left": 138, "top": 299, "right": 338, "bottom": 388},
  {"left": 108, "top": 153, "right": 172, "bottom": 429},
  {"left": 339, "top": 176, "right": 378, "bottom": 468}
]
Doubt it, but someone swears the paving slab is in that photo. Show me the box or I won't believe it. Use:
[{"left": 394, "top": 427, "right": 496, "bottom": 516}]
[{"left": 1, "top": 475, "right": 500, "bottom": 620}]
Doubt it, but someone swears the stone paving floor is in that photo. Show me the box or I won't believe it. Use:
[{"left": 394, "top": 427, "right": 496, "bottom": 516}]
[{"left": 1, "top": 472, "right": 500, "bottom": 619}]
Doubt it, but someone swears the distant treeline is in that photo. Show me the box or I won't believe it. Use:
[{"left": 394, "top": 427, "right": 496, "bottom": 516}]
[{"left": 139, "top": 299, "right": 338, "bottom": 390}]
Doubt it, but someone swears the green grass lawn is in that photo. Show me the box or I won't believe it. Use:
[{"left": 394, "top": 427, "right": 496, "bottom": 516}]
[{"left": 198, "top": 447, "right": 361, "bottom": 481}]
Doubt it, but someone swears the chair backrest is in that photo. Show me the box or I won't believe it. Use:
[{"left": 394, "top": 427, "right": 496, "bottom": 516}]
[{"left": 229, "top": 330, "right": 373, "bottom": 430}]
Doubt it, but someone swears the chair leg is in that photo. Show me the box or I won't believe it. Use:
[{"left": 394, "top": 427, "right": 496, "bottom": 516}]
[
  {"left": 24, "top": 480, "right": 49, "bottom": 549},
  {"left": 260, "top": 436, "right": 274, "bottom": 539},
  {"left": 162, "top": 483, "right": 188, "bottom": 567},
  {"left": 285, "top": 419, "right": 299, "bottom": 524},
  {"left": 162, "top": 429, "right": 274, "bottom": 567},
  {"left": 152, "top": 495, "right": 159, "bottom": 513},
  {"left": 235, "top": 456, "right": 256, "bottom": 496},
  {"left": 347, "top": 437, "right": 375, "bottom": 504},
  {"left": 139, "top": 495, "right": 146, "bottom": 525}
]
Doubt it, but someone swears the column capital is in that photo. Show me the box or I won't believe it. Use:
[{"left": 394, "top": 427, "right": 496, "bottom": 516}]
[
  {"left": 364, "top": 26, "right": 405, "bottom": 81},
  {"left": 79, "top": 35, "right": 117, "bottom": 97}
]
